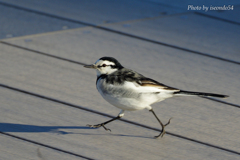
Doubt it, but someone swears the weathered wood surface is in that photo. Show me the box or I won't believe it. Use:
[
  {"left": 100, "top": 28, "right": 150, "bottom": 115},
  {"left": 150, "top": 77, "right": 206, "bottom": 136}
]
[{"left": 0, "top": 0, "right": 239, "bottom": 159}]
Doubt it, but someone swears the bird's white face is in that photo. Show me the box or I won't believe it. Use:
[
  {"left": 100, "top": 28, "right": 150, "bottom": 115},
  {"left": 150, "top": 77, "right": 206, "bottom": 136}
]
[{"left": 84, "top": 59, "right": 118, "bottom": 76}]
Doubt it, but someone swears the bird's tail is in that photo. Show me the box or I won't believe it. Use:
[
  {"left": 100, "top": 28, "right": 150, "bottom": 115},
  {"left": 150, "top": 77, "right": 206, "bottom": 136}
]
[{"left": 174, "top": 90, "right": 229, "bottom": 98}]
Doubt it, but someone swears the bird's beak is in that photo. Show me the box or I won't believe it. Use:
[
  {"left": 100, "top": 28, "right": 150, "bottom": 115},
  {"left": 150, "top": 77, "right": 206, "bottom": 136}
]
[{"left": 83, "top": 64, "right": 97, "bottom": 69}]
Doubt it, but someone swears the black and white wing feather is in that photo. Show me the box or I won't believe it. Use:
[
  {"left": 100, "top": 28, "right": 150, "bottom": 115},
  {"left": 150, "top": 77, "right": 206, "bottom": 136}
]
[{"left": 104, "top": 68, "right": 179, "bottom": 93}]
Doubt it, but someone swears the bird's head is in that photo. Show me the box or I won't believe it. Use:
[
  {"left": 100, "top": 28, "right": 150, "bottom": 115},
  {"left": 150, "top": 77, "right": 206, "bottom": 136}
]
[{"left": 84, "top": 57, "right": 123, "bottom": 76}]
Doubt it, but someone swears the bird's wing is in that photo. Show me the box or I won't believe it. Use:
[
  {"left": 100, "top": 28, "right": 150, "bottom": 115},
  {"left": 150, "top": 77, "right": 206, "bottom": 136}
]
[
  {"left": 108, "top": 68, "right": 180, "bottom": 93},
  {"left": 136, "top": 78, "right": 180, "bottom": 92},
  {"left": 116, "top": 69, "right": 180, "bottom": 92}
]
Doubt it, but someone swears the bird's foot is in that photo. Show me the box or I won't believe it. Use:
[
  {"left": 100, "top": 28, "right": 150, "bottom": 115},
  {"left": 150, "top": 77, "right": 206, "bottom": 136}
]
[
  {"left": 154, "top": 117, "right": 173, "bottom": 138},
  {"left": 86, "top": 124, "right": 111, "bottom": 132},
  {"left": 154, "top": 130, "right": 166, "bottom": 138}
]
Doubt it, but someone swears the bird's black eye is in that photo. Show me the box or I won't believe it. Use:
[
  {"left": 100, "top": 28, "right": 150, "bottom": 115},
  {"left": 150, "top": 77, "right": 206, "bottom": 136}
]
[{"left": 102, "top": 64, "right": 106, "bottom": 67}]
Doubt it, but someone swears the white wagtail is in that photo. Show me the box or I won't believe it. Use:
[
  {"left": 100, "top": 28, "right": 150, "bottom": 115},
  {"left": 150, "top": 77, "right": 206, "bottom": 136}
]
[{"left": 84, "top": 57, "right": 228, "bottom": 138}]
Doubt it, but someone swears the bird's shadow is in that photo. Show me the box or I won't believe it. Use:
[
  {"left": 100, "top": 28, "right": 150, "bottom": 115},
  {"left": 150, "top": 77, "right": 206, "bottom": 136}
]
[
  {"left": 0, "top": 123, "right": 94, "bottom": 135},
  {"left": 0, "top": 123, "right": 152, "bottom": 139}
]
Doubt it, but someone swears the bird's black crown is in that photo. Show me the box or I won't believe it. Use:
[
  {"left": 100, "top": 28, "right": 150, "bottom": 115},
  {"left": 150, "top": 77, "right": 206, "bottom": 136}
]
[{"left": 100, "top": 57, "right": 124, "bottom": 69}]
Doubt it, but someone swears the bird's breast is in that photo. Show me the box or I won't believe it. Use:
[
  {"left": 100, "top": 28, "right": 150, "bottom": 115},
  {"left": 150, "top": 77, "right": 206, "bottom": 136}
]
[{"left": 97, "top": 78, "right": 137, "bottom": 98}]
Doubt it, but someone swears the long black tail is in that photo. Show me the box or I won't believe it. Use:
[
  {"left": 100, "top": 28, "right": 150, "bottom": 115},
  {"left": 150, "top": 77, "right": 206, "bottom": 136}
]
[{"left": 174, "top": 90, "right": 229, "bottom": 98}]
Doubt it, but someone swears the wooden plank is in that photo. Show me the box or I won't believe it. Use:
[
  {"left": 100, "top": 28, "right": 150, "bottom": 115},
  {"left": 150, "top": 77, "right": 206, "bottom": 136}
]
[
  {"left": 104, "top": 13, "right": 240, "bottom": 62},
  {"left": 0, "top": 0, "right": 184, "bottom": 25},
  {"left": 0, "top": 87, "right": 239, "bottom": 160},
  {"left": 0, "top": 4, "right": 84, "bottom": 39},
  {"left": 0, "top": 134, "right": 82, "bottom": 160}
]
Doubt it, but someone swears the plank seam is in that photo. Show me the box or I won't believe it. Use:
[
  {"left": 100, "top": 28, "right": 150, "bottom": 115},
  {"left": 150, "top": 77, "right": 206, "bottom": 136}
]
[
  {"left": 195, "top": 12, "right": 240, "bottom": 26},
  {"left": 0, "top": 41, "right": 86, "bottom": 66},
  {"left": 0, "top": 131, "right": 94, "bottom": 160}
]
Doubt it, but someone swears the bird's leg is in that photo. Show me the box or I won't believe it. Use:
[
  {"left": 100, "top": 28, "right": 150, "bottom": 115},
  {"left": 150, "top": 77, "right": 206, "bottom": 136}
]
[
  {"left": 149, "top": 109, "right": 172, "bottom": 138},
  {"left": 87, "top": 110, "right": 124, "bottom": 132}
]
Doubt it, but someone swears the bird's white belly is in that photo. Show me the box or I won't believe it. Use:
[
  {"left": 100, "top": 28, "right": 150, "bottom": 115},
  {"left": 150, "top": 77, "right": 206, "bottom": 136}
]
[
  {"left": 102, "top": 94, "right": 146, "bottom": 111},
  {"left": 97, "top": 79, "right": 173, "bottom": 111}
]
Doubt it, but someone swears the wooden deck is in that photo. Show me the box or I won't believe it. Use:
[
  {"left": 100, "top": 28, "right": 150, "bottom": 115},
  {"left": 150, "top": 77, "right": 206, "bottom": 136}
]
[{"left": 0, "top": 0, "right": 240, "bottom": 159}]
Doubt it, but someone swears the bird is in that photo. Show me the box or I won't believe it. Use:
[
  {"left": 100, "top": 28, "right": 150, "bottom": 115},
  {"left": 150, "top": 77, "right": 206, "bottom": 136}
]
[{"left": 84, "top": 57, "right": 228, "bottom": 138}]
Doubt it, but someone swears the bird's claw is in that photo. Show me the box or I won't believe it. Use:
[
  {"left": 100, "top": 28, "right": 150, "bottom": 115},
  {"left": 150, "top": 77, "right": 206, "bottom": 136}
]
[
  {"left": 164, "top": 117, "right": 173, "bottom": 127},
  {"left": 86, "top": 124, "right": 101, "bottom": 128},
  {"left": 101, "top": 124, "right": 111, "bottom": 132},
  {"left": 154, "top": 117, "right": 173, "bottom": 138},
  {"left": 86, "top": 124, "right": 111, "bottom": 132},
  {"left": 154, "top": 130, "right": 166, "bottom": 138}
]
